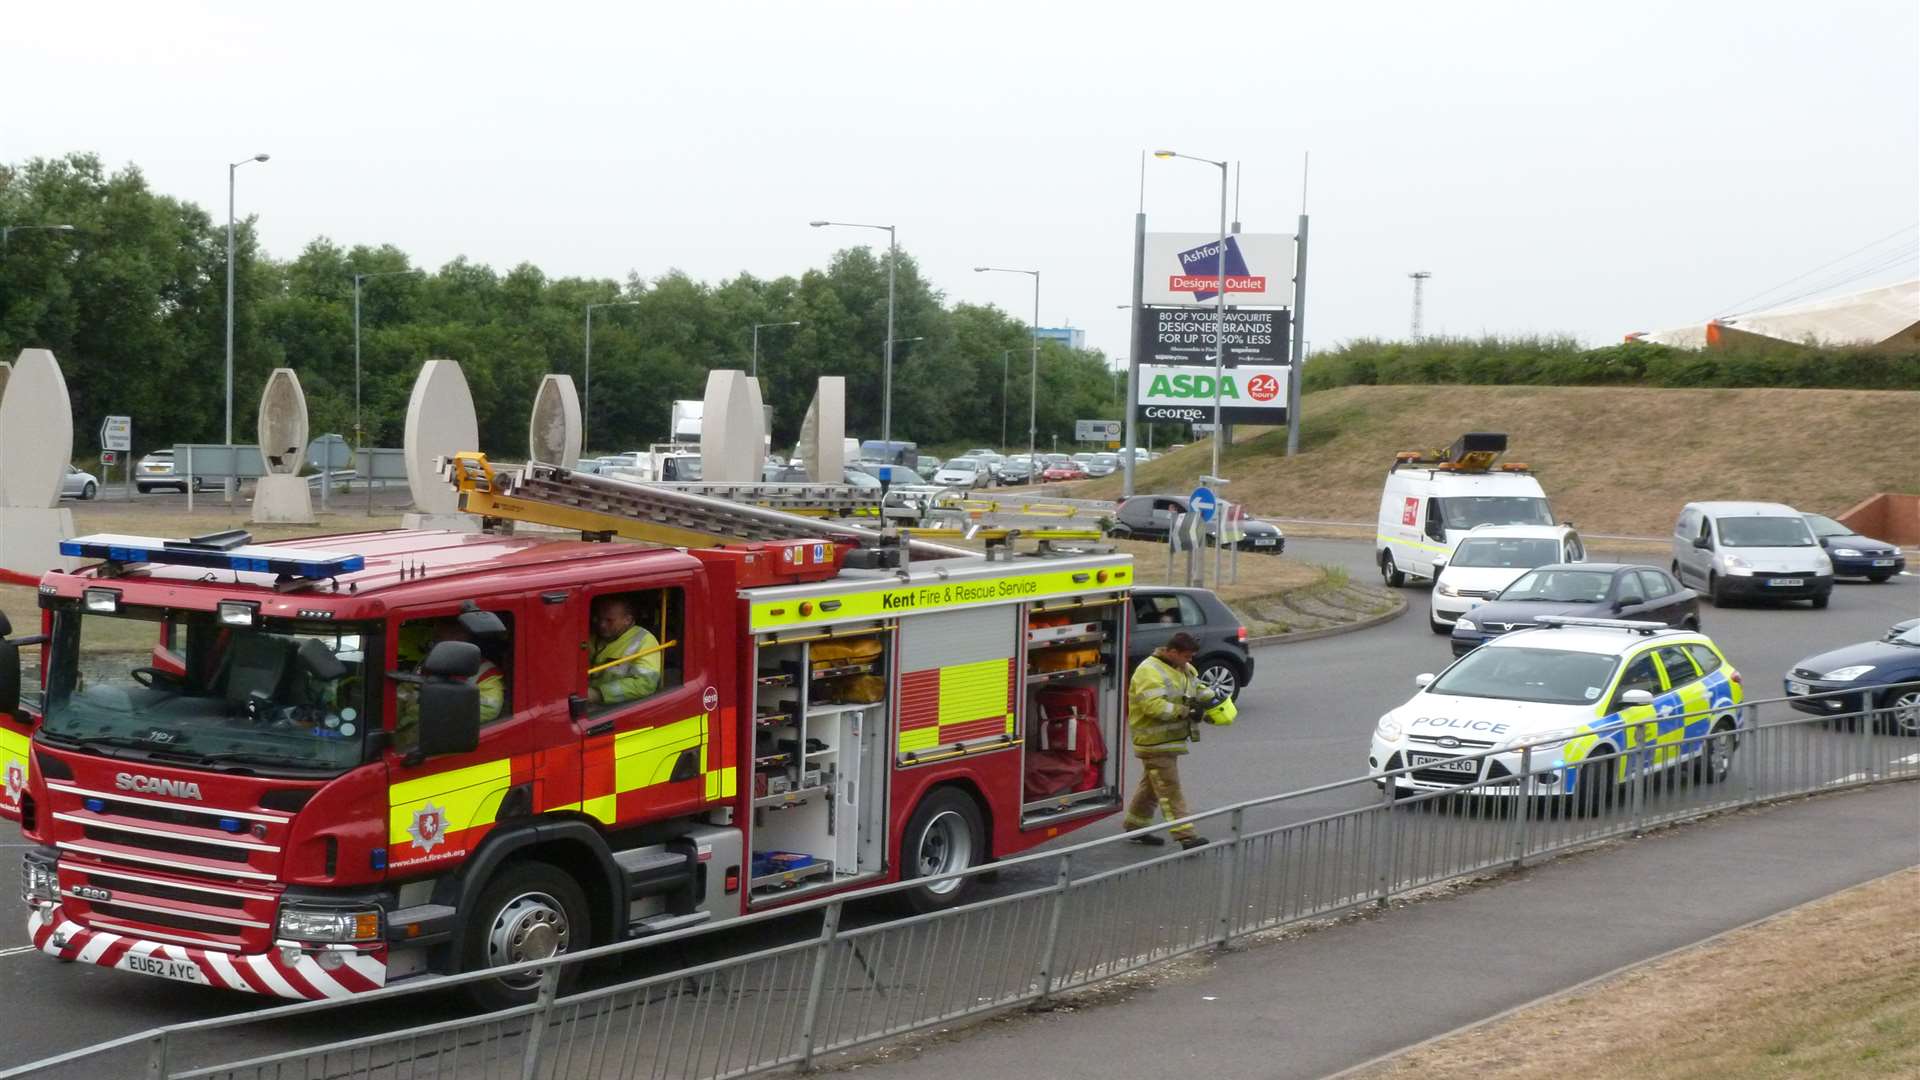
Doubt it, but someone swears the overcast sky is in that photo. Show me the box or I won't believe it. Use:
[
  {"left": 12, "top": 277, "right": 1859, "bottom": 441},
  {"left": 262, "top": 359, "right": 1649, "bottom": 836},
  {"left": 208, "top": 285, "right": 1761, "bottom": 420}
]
[{"left": 8, "top": 1, "right": 1916, "bottom": 362}]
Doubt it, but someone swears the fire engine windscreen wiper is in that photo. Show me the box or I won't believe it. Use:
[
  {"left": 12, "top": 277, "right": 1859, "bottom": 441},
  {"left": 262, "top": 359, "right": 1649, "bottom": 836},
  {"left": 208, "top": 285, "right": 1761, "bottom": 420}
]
[
  {"left": 187, "top": 749, "right": 333, "bottom": 772},
  {"left": 38, "top": 730, "right": 166, "bottom": 761}
]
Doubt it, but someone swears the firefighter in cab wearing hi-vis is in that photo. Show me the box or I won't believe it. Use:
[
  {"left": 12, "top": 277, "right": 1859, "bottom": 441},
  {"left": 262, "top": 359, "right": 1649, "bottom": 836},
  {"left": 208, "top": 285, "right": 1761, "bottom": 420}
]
[
  {"left": 1123, "top": 631, "right": 1235, "bottom": 850},
  {"left": 588, "top": 595, "right": 663, "bottom": 706}
]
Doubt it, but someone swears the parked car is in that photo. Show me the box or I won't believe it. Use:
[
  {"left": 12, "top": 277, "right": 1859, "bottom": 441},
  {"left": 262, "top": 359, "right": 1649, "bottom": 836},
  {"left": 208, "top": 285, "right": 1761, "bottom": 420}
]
[
  {"left": 1084, "top": 453, "right": 1119, "bottom": 477},
  {"left": 1449, "top": 563, "right": 1698, "bottom": 657},
  {"left": 1801, "top": 512, "right": 1906, "bottom": 582},
  {"left": 842, "top": 466, "right": 882, "bottom": 490},
  {"left": 1785, "top": 621, "right": 1920, "bottom": 735},
  {"left": 1373, "top": 620, "right": 1747, "bottom": 805},
  {"left": 1429, "top": 525, "right": 1586, "bottom": 634},
  {"left": 135, "top": 449, "right": 213, "bottom": 494},
  {"left": 1071, "top": 452, "right": 1097, "bottom": 466},
  {"left": 60, "top": 465, "right": 99, "bottom": 500},
  {"left": 1039, "top": 460, "right": 1087, "bottom": 482},
  {"left": 1129, "top": 586, "right": 1254, "bottom": 700},
  {"left": 1672, "top": 501, "right": 1832, "bottom": 608},
  {"left": 995, "top": 457, "right": 1036, "bottom": 485},
  {"left": 1107, "top": 494, "right": 1285, "bottom": 552},
  {"left": 931, "top": 457, "right": 990, "bottom": 489},
  {"left": 914, "top": 455, "right": 943, "bottom": 481}
]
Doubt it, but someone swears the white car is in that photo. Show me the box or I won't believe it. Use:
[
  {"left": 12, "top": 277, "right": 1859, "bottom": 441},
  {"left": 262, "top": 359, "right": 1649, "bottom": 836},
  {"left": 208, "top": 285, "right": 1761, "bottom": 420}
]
[
  {"left": 1429, "top": 525, "right": 1586, "bottom": 633},
  {"left": 60, "top": 465, "right": 99, "bottom": 500},
  {"left": 1369, "top": 618, "right": 1748, "bottom": 808},
  {"left": 932, "top": 458, "right": 990, "bottom": 489}
]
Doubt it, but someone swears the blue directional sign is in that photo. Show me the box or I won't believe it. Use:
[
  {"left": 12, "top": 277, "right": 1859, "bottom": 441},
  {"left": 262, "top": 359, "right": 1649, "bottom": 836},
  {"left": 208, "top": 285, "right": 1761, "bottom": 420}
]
[{"left": 1189, "top": 486, "right": 1218, "bottom": 522}]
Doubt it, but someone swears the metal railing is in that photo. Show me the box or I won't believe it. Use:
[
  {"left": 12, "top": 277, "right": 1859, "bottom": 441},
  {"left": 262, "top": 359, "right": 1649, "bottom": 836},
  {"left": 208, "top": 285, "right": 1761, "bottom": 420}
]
[{"left": 10, "top": 683, "right": 1916, "bottom": 1080}]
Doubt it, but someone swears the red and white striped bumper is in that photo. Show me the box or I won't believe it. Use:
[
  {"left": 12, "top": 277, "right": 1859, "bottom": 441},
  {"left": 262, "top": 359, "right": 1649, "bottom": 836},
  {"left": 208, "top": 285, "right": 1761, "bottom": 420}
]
[{"left": 29, "top": 906, "right": 387, "bottom": 999}]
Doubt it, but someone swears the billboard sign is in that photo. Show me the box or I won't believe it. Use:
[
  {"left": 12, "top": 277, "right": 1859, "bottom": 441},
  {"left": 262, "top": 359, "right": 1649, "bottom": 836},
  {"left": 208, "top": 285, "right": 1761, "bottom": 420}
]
[
  {"left": 1135, "top": 364, "right": 1289, "bottom": 425},
  {"left": 1142, "top": 305, "right": 1289, "bottom": 366},
  {"left": 1143, "top": 232, "right": 1293, "bottom": 307},
  {"left": 1074, "top": 419, "right": 1121, "bottom": 442}
]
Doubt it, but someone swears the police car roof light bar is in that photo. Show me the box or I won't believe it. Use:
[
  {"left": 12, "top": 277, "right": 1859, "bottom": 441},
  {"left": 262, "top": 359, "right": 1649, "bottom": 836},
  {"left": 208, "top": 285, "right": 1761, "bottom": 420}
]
[
  {"left": 59, "top": 534, "right": 366, "bottom": 580},
  {"left": 1532, "top": 615, "right": 1670, "bottom": 634}
]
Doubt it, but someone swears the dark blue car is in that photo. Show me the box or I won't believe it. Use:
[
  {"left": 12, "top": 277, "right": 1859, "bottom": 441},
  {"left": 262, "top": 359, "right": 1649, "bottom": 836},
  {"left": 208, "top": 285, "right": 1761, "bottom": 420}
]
[
  {"left": 1784, "top": 621, "right": 1920, "bottom": 735},
  {"left": 1802, "top": 513, "right": 1906, "bottom": 581}
]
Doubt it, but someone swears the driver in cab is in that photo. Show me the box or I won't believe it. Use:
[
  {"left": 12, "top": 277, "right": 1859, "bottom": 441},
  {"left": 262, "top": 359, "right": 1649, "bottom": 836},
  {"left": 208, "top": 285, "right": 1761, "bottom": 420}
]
[{"left": 395, "top": 620, "right": 505, "bottom": 746}]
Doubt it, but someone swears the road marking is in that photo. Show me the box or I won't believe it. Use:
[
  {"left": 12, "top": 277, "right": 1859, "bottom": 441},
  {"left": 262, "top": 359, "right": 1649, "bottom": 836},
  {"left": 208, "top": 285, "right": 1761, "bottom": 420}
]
[{"left": 0, "top": 945, "right": 41, "bottom": 958}]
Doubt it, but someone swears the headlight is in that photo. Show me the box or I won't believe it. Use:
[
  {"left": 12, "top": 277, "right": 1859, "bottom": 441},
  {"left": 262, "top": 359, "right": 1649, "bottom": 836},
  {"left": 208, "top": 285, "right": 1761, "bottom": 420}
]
[
  {"left": 1375, "top": 715, "right": 1404, "bottom": 741},
  {"left": 82, "top": 588, "right": 121, "bottom": 613},
  {"left": 1436, "top": 582, "right": 1458, "bottom": 597},
  {"left": 1454, "top": 617, "right": 1477, "bottom": 632},
  {"left": 1721, "top": 555, "right": 1752, "bottom": 575},
  {"left": 1832, "top": 548, "right": 1862, "bottom": 557},
  {"left": 277, "top": 905, "right": 382, "bottom": 943},
  {"left": 20, "top": 857, "right": 58, "bottom": 905},
  {"left": 1823, "top": 665, "right": 1874, "bottom": 682}
]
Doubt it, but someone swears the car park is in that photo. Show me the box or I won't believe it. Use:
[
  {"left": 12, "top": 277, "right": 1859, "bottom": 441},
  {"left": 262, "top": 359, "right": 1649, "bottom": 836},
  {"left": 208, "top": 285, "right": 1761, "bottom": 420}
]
[
  {"left": 58, "top": 465, "right": 99, "bottom": 500},
  {"left": 1784, "top": 622, "right": 1920, "bottom": 735},
  {"left": 134, "top": 449, "right": 213, "bottom": 494},
  {"left": 1084, "top": 453, "right": 1119, "bottom": 477},
  {"left": 1108, "top": 494, "right": 1285, "bottom": 552},
  {"left": 1040, "top": 460, "right": 1087, "bottom": 482},
  {"left": 1371, "top": 618, "right": 1747, "bottom": 806},
  {"left": 1128, "top": 586, "right": 1254, "bottom": 700},
  {"left": 931, "top": 457, "right": 990, "bottom": 489},
  {"left": 1801, "top": 512, "right": 1906, "bottom": 582},
  {"left": 1429, "top": 525, "right": 1586, "bottom": 633},
  {"left": 1672, "top": 501, "right": 1833, "bottom": 608},
  {"left": 1450, "top": 563, "right": 1696, "bottom": 656},
  {"left": 995, "top": 457, "right": 1035, "bottom": 485}
]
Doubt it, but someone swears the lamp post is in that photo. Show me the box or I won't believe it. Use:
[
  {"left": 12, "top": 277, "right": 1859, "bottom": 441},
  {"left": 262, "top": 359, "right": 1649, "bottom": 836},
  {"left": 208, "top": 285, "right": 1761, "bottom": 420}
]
[
  {"left": 584, "top": 300, "right": 642, "bottom": 450},
  {"left": 750, "top": 320, "right": 801, "bottom": 379},
  {"left": 809, "top": 220, "right": 897, "bottom": 444},
  {"left": 0, "top": 223, "right": 75, "bottom": 254},
  {"left": 1153, "top": 149, "right": 1230, "bottom": 483},
  {"left": 974, "top": 267, "right": 1041, "bottom": 463},
  {"left": 224, "top": 153, "right": 270, "bottom": 502},
  {"left": 1000, "top": 349, "right": 1012, "bottom": 450},
  {"left": 351, "top": 269, "right": 424, "bottom": 458}
]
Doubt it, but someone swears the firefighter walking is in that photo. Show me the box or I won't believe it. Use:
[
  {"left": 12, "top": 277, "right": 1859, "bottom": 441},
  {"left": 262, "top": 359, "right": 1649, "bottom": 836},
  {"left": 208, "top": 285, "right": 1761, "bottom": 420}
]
[{"left": 1123, "top": 631, "right": 1225, "bottom": 850}]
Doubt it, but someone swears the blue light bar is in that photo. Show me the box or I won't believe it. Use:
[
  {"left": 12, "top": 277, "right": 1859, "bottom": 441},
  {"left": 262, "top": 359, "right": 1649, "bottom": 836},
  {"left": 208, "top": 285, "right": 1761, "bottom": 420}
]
[{"left": 60, "top": 533, "right": 365, "bottom": 579}]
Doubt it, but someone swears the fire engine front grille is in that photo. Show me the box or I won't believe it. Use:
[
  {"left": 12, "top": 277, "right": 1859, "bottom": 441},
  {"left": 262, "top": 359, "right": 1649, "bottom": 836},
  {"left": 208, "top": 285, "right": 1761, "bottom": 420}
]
[
  {"left": 87, "top": 902, "right": 251, "bottom": 938},
  {"left": 81, "top": 825, "right": 253, "bottom": 864},
  {"left": 79, "top": 869, "right": 249, "bottom": 910}
]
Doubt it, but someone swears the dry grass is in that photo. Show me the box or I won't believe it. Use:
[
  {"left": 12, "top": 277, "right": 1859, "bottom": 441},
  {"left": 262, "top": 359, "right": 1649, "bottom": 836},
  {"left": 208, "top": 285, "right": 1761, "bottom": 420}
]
[
  {"left": 1354, "top": 868, "right": 1920, "bottom": 1079},
  {"left": 1083, "top": 385, "right": 1920, "bottom": 535},
  {"left": 1106, "top": 538, "right": 1320, "bottom": 603}
]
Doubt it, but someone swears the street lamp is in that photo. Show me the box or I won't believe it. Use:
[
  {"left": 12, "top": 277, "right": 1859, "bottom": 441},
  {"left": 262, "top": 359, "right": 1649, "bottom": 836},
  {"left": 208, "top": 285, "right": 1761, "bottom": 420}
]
[
  {"left": 750, "top": 320, "right": 801, "bottom": 379},
  {"left": 810, "top": 220, "right": 897, "bottom": 444},
  {"left": 1000, "top": 349, "right": 1012, "bottom": 449},
  {"left": 974, "top": 267, "right": 1041, "bottom": 463},
  {"left": 225, "top": 152, "right": 270, "bottom": 502},
  {"left": 584, "top": 300, "right": 642, "bottom": 449},
  {"left": 1153, "top": 149, "right": 1230, "bottom": 483},
  {"left": 0, "top": 223, "right": 75, "bottom": 253},
  {"left": 351, "top": 268, "right": 424, "bottom": 455}
]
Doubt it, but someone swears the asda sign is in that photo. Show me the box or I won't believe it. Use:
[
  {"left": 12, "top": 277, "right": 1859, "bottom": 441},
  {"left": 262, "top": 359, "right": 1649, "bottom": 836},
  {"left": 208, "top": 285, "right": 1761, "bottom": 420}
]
[{"left": 1135, "top": 364, "right": 1290, "bottom": 424}]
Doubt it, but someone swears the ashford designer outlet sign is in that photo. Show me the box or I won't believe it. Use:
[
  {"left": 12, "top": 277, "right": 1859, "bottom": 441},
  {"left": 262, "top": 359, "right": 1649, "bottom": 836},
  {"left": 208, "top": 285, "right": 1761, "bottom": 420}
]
[{"left": 1134, "top": 364, "right": 1290, "bottom": 425}]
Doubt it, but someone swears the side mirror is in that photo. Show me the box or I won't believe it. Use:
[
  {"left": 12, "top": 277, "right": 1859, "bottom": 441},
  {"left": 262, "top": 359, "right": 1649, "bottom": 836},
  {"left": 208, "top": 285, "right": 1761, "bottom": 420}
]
[
  {"left": 421, "top": 640, "right": 482, "bottom": 679},
  {"left": 416, "top": 681, "right": 480, "bottom": 757},
  {"left": 1432, "top": 557, "right": 1447, "bottom": 569},
  {"left": 0, "top": 638, "right": 19, "bottom": 717},
  {"left": 296, "top": 637, "right": 348, "bottom": 681},
  {"left": 1620, "top": 688, "right": 1655, "bottom": 707},
  {"left": 1613, "top": 595, "right": 1644, "bottom": 611},
  {"left": 1414, "top": 673, "right": 1436, "bottom": 688},
  {"left": 1693, "top": 535, "right": 1711, "bottom": 550}
]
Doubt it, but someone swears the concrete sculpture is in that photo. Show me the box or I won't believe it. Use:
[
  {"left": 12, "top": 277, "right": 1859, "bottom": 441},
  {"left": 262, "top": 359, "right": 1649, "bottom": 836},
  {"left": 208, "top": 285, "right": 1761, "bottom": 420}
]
[
  {"left": 402, "top": 358, "right": 481, "bottom": 531},
  {"left": 528, "top": 374, "right": 582, "bottom": 468},
  {"left": 699, "top": 370, "right": 765, "bottom": 483},
  {"left": 0, "top": 360, "right": 11, "bottom": 506},
  {"left": 0, "top": 349, "right": 77, "bottom": 575},
  {"left": 249, "top": 368, "right": 315, "bottom": 524},
  {"left": 796, "top": 376, "right": 846, "bottom": 482}
]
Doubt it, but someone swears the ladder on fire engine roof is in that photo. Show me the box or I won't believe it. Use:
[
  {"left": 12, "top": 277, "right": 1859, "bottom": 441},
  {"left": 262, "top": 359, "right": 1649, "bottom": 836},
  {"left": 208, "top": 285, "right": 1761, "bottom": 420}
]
[{"left": 445, "top": 453, "right": 988, "bottom": 557}]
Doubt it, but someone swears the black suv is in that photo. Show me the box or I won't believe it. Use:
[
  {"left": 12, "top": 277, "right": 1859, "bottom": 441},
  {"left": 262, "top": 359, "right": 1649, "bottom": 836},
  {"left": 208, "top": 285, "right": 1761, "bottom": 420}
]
[{"left": 1128, "top": 587, "right": 1256, "bottom": 700}]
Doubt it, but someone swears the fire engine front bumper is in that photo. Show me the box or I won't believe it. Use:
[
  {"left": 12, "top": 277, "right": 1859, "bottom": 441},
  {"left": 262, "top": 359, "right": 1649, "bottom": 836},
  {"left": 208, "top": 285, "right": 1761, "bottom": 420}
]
[{"left": 28, "top": 904, "right": 389, "bottom": 999}]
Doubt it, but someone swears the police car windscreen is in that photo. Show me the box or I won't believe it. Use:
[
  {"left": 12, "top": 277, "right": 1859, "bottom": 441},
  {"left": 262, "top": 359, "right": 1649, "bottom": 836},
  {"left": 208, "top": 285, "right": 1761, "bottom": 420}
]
[
  {"left": 1715, "top": 516, "right": 1815, "bottom": 547},
  {"left": 1499, "top": 569, "right": 1612, "bottom": 603},
  {"left": 1437, "top": 497, "right": 1553, "bottom": 529},
  {"left": 1451, "top": 538, "right": 1561, "bottom": 569},
  {"left": 1429, "top": 648, "right": 1619, "bottom": 706}
]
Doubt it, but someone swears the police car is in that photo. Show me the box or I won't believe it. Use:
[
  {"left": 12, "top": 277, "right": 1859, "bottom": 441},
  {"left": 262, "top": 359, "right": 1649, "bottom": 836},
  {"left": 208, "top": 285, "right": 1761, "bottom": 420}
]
[{"left": 1369, "top": 617, "right": 1748, "bottom": 807}]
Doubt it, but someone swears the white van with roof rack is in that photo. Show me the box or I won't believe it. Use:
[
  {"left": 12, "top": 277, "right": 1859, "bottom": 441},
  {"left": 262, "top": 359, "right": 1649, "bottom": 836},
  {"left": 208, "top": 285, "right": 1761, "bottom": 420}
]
[{"left": 1376, "top": 433, "right": 1555, "bottom": 588}]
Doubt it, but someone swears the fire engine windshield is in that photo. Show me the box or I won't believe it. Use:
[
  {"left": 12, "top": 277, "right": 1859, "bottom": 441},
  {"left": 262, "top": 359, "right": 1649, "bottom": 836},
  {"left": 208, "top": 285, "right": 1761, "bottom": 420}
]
[{"left": 39, "top": 606, "right": 377, "bottom": 774}]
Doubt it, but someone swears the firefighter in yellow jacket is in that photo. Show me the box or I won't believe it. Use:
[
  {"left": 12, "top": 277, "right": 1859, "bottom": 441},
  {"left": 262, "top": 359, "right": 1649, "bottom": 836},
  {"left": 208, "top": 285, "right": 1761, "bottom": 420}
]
[
  {"left": 394, "top": 620, "right": 506, "bottom": 749},
  {"left": 1123, "top": 632, "right": 1211, "bottom": 850},
  {"left": 588, "top": 595, "right": 663, "bottom": 707}
]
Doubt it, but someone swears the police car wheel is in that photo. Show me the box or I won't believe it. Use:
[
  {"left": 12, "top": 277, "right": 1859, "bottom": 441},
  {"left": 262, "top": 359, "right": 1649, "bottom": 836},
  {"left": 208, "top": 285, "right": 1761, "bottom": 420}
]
[
  {"left": 1574, "top": 752, "right": 1619, "bottom": 817},
  {"left": 461, "top": 862, "right": 590, "bottom": 1010},
  {"left": 1694, "top": 724, "right": 1737, "bottom": 784},
  {"left": 896, "top": 787, "right": 985, "bottom": 915}
]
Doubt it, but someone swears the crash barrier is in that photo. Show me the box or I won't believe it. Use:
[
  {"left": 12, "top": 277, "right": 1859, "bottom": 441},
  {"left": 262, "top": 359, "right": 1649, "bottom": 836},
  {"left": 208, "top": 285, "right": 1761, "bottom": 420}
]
[{"left": 13, "top": 684, "right": 1916, "bottom": 1080}]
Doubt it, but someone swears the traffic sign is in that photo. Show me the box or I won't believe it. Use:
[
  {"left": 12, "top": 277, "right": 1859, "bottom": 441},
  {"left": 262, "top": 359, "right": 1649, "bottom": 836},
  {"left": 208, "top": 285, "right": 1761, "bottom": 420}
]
[
  {"left": 306, "top": 434, "right": 352, "bottom": 470},
  {"left": 1190, "top": 485, "right": 1218, "bottom": 522},
  {"left": 100, "top": 416, "right": 131, "bottom": 452},
  {"left": 1075, "top": 419, "right": 1121, "bottom": 442},
  {"left": 100, "top": 451, "right": 119, "bottom": 466}
]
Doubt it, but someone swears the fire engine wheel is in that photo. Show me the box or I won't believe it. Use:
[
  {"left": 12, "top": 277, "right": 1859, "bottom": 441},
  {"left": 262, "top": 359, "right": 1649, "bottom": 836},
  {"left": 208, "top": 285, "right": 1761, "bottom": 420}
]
[
  {"left": 461, "top": 861, "right": 591, "bottom": 1010},
  {"left": 896, "top": 788, "right": 985, "bottom": 914}
]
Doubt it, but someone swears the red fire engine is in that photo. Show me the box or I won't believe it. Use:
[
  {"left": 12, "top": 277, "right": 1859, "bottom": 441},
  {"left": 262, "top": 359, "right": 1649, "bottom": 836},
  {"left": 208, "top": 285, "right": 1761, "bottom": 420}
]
[{"left": 1, "top": 459, "right": 1130, "bottom": 1004}]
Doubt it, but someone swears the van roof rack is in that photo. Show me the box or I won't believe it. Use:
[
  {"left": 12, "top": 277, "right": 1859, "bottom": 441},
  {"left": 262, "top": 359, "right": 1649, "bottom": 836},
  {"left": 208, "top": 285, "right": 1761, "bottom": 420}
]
[
  {"left": 1532, "top": 616, "right": 1671, "bottom": 635},
  {"left": 1391, "top": 432, "right": 1531, "bottom": 475}
]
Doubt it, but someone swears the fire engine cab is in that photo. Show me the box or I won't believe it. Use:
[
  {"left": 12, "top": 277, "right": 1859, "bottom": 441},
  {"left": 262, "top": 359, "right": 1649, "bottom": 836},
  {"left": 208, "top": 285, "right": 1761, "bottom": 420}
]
[{"left": 1, "top": 457, "right": 1132, "bottom": 1005}]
